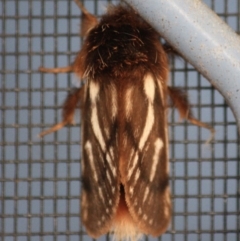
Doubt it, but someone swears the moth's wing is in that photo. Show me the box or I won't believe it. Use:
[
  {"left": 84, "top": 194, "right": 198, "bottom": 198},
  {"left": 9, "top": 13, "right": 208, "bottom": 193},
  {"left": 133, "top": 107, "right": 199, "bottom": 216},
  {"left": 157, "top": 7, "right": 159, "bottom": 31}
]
[
  {"left": 81, "top": 80, "right": 119, "bottom": 237},
  {"left": 122, "top": 74, "right": 171, "bottom": 236}
]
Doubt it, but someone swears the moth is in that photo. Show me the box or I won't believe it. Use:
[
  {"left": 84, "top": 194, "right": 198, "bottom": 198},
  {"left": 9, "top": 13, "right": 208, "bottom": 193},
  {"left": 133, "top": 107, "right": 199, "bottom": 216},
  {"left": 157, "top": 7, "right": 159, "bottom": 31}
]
[{"left": 39, "top": 0, "right": 213, "bottom": 240}]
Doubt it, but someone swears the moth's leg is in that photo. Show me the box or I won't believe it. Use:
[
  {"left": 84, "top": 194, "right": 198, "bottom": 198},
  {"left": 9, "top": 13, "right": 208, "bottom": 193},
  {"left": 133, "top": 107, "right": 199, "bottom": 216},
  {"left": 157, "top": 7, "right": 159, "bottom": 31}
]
[
  {"left": 74, "top": 0, "right": 98, "bottom": 36},
  {"left": 39, "top": 66, "right": 73, "bottom": 74},
  {"left": 168, "top": 86, "right": 215, "bottom": 136},
  {"left": 39, "top": 87, "right": 84, "bottom": 138}
]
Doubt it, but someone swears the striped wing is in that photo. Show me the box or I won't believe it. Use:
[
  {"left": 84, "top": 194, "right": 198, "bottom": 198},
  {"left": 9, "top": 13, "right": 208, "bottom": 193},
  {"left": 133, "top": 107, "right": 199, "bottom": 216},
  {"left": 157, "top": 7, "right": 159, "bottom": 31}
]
[
  {"left": 121, "top": 74, "right": 171, "bottom": 236},
  {"left": 81, "top": 80, "right": 119, "bottom": 237},
  {"left": 81, "top": 74, "right": 171, "bottom": 238}
]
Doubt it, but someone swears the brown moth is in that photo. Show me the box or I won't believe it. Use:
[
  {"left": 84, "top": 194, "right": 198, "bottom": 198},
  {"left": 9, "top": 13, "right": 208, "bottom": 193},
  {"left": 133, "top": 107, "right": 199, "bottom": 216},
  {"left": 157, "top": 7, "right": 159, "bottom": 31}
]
[{"left": 39, "top": 0, "right": 213, "bottom": 240}]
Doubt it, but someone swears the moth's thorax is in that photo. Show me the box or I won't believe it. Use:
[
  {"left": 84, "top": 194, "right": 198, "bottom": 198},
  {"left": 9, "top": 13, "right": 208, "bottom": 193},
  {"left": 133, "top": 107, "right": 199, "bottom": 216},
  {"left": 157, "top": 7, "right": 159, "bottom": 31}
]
[{"left": 78, "top": 5, "right": 168, "bottom": 80}]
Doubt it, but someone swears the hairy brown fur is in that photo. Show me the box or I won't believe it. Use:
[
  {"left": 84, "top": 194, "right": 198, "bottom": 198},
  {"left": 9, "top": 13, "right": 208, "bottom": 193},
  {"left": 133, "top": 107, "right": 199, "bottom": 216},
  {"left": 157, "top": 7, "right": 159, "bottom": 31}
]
[{"left": 74, "top": 4, "right": 168, "bottom": 82}]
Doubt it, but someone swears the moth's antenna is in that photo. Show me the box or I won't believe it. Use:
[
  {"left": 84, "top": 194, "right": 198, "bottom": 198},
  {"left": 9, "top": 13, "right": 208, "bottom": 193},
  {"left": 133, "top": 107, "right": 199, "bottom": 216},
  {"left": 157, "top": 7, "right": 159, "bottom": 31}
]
[
  {"left": 74, "top": 0, "right": 91, "bottom": 16},
  {"left": 74, "top": 0, "right": 98, "bottom": 36}
]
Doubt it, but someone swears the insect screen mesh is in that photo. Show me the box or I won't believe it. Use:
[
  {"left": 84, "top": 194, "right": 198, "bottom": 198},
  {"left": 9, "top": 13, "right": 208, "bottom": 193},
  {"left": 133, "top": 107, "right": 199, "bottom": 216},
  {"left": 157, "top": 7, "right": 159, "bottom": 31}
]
[{"left": 0, "top": 0, "right": 239, "bottom": 241}]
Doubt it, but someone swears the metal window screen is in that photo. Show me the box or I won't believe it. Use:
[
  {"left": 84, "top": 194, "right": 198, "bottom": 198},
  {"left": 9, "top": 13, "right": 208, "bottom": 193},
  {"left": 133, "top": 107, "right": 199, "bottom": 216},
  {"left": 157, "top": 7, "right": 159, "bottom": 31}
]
[{"left": 0, "top": 0, "right": 239, "bottom": 241}]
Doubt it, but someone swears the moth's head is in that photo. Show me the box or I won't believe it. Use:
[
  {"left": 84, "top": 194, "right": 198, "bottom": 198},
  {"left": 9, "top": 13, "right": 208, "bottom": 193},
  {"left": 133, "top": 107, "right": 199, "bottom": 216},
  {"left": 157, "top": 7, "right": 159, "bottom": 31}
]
[
  {"left": 80, "top": 3, "right": 148, "bottom": 36},
  {"left": 102, "top": 4, "right": 144, "bottom": 26}
]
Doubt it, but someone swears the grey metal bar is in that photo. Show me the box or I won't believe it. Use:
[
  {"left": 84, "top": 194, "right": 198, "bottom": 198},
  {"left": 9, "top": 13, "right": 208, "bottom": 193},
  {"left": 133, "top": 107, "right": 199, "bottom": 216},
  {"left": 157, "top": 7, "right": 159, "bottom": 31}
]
[{"left": 126, "top": 0, "right": 240, "bottom": 133}]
